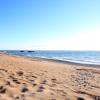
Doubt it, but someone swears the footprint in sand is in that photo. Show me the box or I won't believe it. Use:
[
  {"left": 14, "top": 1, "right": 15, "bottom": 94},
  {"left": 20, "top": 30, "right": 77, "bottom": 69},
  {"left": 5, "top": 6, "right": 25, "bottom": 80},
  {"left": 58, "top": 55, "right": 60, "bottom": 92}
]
[
  {"left": 77, "top": 97, "right": 84, "bottom": 100},
  {"left": 32, "top": 83, "right": 37, "bottom": 87},
  {"left": 21, "top": 87, "right": 29, "bottom": 93},
  {"left": 41, "top": 80, "right": 48, "bottom": 84},
  {"left": 13, "top": 94, "right": 25, "bottom": 100},
  {"left": 16, "top": 71, "right": 24, "bottom": 76},
  {"left": 12, "top": 79, "right": 21, "bottom": 84},
  {"left": 0, "top": 69, "right": 8, "bottom": 78},
  {"left": 37, "top": 85, "right": 45, "bottom": 92},
  {"left": 13, "top": 95, "right": 21, "bottom": 100},
  {"left": 5, "top": 81, "right": 10, "bottom": 86},
  {"left": 9, "top": 75, "right": 21, "bottom": 85},
  {"left": 32, "top": 75, "right": 37, "bottom": 78},
  {"left": 0, "top": 86, "right": 6, "bottom": 94},
  {"left": 0, "top": 69, "right": 7, "bottom": 72},
  {"left": 51, "top": 78, "right": 57, "bottom": 82}
]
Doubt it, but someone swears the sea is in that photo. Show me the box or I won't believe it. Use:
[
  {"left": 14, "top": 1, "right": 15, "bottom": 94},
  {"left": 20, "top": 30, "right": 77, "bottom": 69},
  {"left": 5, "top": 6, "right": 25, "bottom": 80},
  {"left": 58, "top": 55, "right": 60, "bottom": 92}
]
[{"left": 0, "top": 50, "right": 100, "bottom": 65}]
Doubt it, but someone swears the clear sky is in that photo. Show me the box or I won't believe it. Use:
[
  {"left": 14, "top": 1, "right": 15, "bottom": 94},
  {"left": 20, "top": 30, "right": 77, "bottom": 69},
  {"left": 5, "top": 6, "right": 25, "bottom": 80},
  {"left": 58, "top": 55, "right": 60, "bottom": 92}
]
[{"left": 0, "top": 0, "right": 100, "bottom": 50}]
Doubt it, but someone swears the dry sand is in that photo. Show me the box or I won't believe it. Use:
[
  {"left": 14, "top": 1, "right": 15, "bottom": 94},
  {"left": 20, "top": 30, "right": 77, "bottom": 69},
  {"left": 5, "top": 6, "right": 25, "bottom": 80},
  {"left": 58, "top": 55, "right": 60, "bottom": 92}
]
[{"left": 0, "top": 53, "right": 100, "bottom": 100}]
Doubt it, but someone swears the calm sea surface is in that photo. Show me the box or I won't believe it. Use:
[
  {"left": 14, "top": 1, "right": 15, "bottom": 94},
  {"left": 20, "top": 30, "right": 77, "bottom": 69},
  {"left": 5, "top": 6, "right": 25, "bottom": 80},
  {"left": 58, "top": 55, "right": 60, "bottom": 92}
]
[{"left": 0, "top": 50, "right": 100, "bottom": 65}]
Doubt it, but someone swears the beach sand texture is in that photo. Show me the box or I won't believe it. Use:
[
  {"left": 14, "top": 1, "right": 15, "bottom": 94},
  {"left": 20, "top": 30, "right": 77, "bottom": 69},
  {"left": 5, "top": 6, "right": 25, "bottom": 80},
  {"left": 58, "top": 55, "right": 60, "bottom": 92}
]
[{"left": 0, "top": 53, "right": 100, "bottom": 100}]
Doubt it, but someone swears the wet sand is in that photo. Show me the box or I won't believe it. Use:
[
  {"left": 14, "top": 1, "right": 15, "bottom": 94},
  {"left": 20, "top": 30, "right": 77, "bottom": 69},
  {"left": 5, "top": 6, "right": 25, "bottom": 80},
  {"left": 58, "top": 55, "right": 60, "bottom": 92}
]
[{"left": 0, "top": 53, "right": 100, "bottom": 100}]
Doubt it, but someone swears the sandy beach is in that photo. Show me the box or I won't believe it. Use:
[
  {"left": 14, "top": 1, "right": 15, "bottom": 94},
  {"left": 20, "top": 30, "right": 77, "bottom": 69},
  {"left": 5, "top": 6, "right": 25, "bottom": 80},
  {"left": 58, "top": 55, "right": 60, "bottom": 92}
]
[{"left": 0, "top": 53, "right": 100, "bottom": 100}]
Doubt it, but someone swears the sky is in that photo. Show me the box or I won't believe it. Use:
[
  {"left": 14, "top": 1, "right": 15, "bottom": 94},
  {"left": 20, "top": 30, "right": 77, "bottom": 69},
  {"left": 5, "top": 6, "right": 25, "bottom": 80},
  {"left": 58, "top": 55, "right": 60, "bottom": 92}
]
[{"left": 0, "top": 0, "right": 100, "bottom": 50}]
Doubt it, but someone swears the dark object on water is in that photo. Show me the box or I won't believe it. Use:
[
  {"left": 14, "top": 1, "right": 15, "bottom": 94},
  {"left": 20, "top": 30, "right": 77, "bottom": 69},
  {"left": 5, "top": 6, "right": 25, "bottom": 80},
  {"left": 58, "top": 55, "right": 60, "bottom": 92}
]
[
  {"left": 27, "top": 51, "right": 35, "bottom": 52},
  {"left": 77, "top": 97, "right": 84, "bottom": 100},
  {"left": 20, "top": 51, "right": 24, "bottom": 52}
]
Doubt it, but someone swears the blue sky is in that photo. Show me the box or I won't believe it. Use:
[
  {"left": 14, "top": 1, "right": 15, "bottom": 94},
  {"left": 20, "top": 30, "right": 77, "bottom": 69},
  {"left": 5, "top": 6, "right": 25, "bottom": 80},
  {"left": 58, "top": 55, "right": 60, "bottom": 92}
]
[{"left": 0, "top": 0, "right": 100, "bottom": 50}]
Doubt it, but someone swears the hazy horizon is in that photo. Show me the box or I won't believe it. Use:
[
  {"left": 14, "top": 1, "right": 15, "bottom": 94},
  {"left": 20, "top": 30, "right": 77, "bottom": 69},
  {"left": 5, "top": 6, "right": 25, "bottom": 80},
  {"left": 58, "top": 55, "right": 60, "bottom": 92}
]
[{"left": 0, "top": 0, "right": 100, "bottom": 50}]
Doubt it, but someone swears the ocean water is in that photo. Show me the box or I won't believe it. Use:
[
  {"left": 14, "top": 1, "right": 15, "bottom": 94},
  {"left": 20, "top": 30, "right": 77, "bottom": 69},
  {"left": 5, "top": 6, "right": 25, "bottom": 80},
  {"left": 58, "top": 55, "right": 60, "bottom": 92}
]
[{"left": 0, "top": 50, "right": 100, "bottom": 65}]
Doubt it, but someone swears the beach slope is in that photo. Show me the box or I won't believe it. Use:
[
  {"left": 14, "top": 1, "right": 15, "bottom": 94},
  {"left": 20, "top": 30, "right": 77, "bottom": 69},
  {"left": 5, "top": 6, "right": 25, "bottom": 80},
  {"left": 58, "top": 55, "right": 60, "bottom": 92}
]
[{"left": 0, "top": 53, "right": 100, "bottom": 100}]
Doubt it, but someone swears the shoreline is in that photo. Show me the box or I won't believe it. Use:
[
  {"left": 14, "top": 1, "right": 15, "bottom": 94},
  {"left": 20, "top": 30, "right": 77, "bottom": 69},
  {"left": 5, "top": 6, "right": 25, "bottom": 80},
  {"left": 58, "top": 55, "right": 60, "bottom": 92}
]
[{"left": 1, "top": 52, "right": 100, "bottom": 68}]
